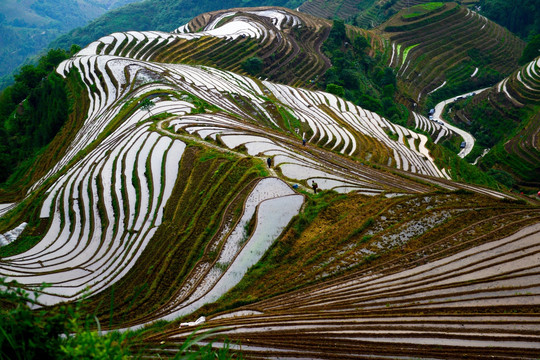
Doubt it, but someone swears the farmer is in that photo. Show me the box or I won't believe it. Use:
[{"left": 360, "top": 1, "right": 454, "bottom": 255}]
[
  {"left": 302, "top": 137, "right": 306, "bottom": 146},
  {"left": 311, "top": 180, "right": 318, "bottom": 194},
  {"left": 267, "top": 157, "right": 272, "bottom": 168}
]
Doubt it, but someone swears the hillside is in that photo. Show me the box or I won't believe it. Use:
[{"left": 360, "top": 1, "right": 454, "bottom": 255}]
[
  {"left": 297, "top": 0, "right": 538, "bottom": 42},
  {"left": 49, "top": 0, "right": 304, "bottom": 54},
  {"left": 92, "top": 7, "right": 333, "bottom": 88},
  {"left": 298, "top": 0, "right": 480, "bottom": 29},
  {"left": 447, "top": 55, "right": 540, "bottom": 191},
  {"left": 478, "top": 0, "right": 540, "bottom": 39},
  {"left": 0, "top": 0, "right": 307, "bottom": 90},
  {"left": 0, "top": 6, "right": 539, "bottom": 360},
  {"left": 381, "top": 2, "right": 524, "bottom": 107},
  {"left": 0, "top": 0, "right": 142, "bottom": 88}
]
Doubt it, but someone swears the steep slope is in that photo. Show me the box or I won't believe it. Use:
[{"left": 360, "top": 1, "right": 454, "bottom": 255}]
[
  {"left": 0, "top": 6, "right": 538, "bottom": 359},
  {"left": 381, "top": 2, "right": 524, "bottom": 107},
  {"left": 80, "top": 7, "right": 332, "bottom": 89},
  {"left": 298, "top": 0, "right": 481, "bottom": 29},
  {"left": 50, "top": 0, "right": 304, "bottom": 52},
  {"left": 0, "top": 9, "right": 462, "bottom": 320},
  {"left": 450, "top": 56, "right": 540, "bottom": 190},
  {"left": 154, "top": 212, "right": 540, "bottom": 359}
]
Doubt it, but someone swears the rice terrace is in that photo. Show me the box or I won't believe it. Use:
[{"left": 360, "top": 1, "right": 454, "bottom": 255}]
[{"left": 0, "top": 1, "right": 539, "bottom": 359}]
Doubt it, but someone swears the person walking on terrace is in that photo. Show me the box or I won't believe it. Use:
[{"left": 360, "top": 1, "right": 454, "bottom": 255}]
[{"left": 311, "top": 180, "right": 318, "bottom": 194}]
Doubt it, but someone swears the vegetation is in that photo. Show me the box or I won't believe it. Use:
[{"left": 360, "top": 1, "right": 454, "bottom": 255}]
[
  {"left": 0, "top": 278, "right": 241, "bottom": 359},
  {"left": 384, "top": 2, "right": 524, "bottom": 108},
  {"left": 185, "top": 190, "right": 537, "bottom": 323},
  {"left": 427, "top": 138, "right": 499, "bottom": 188},
  {"left": 460, "top": 98, "right": 540, "bottom": 190},
  {"left": 85, "top": 149, "right": 264, "bottom": 326},
  {"left": 0, "top": 0, "right": 141, "bottom": 89},
  {"left": 320, "top": 20, "right": 408, "bottom": 126},
  {"left": 479, "top": 0, "right": 540, "bottom": 39},
  {"left": 241, "top": 56, "right": 263, "bottom": 76},
  {"left": 50, "top": 0, "right": 304, "bottom": 53},
  {"left": 451, "top": 50, "right": 540, "bottom": 192},
  {"left": 449, "top": 97, "right": 522, "bottom": 148},
  {"left": 519, "top": 34, "right": 540, "bottom": 65},
  {"left": 0, "top": 279, "right": 131, "bottom": 359},
  {"left": 0, "top": 3, "right": 539, "bottom": 359},
  {"left": 0, "top": 47, "right": 79, "bottom": 185},
  {"left": 139, "top": 98, "right": 155, "bottom": 115}
]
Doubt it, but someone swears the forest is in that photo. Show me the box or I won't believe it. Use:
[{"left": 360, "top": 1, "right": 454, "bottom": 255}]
[
  {"left": 0, "top": 47, "right": 77, "bottom": 185},
  {"left": 479, "top": 0, "right": 540, "bottom": 40}
]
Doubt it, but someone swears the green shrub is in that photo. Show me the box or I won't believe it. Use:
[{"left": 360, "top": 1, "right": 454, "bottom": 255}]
[
  {"left": 519, "top": 34, "right": 540, "bottom": 65},
  {"left": 0, "top": 278, "right": 242, "bottom": 359},
  {"left": 241, "top": 57, "right": 263, "bottom": 76},
  {"left": 326, "top": 83, "right": 345, "bottom": 97}
]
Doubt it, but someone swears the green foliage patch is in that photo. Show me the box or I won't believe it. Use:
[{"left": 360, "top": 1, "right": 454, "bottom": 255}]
[
  {"left": 385, "top": 4, "right": 459, "bottom": 32},
  {"left": 402, "top": 2, "right": 445, "bottom": 20},
  {"left": 0, "top": 48, "right": 76, "bottom": 184},
  {"left": 0, "top": 278, "right": 242, "bottom": 359},
  {"left": 320, "top": 20, "right": 409, "bottom": 129},
  {"left": 241, "top": 56, "right": 263, "bottom": 76},
  {"left": 479, "top": 0, "right": 540, "bottom": 39},
  {"left": 427, "top": 139, "right": 499, "bottom": 188}
]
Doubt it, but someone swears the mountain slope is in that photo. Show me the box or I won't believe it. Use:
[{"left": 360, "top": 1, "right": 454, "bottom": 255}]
[
  {"left": 298, "top": 0, "right": 481, "bottom": 29},
  {"left": 1, "top": 8, "right": 458, "bottom": 312},
  {"left": 50, "top": 0, "right": 304, "bottom": 52},
  {"left": 80, "top": 7, "right": 332, "bottom": 89},
  {"left": 381, "top": 2, "right": 524, "bottom": 107},
  {"left": 0, "top": 6, "right": 538, "bottom": 359},
  {"left": 449, "top": 56, "right": 540, "bottom": 190}
]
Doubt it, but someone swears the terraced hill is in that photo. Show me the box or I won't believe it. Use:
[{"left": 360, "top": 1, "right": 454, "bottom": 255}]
[
  {"left": 0, "top": 5, "right": 538, "bottom": 359},
  {"left": 499, "top": 56, "right": 540, "bottom": 106},
  {"left": 298, "top": 0, "right": 480, "bottom": 29},
  {"left": 150, "top": 212, "right": 540, "bottom": 359},
  {"left": 382, "top": 2, "right": 525, "bottom": 107},
  {"left": 74, "top": 7, "right": 333, "bottom": 89},
  {"left": 450, "top": 56, "right": 540, "bottom": 190},
  {"left": 298, "top": 0, "right": 369, "bottom": 21}
]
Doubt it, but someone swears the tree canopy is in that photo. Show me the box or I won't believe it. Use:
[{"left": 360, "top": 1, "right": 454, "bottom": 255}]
[
  {"left": 479, "top": 0, "right": 540, "bottom": 39},
  {"left": 519, "top": 34, "right": 540, "bottom": 65},
  {"left": 0, "top": 48, "right": 74, "bottom": 185}
]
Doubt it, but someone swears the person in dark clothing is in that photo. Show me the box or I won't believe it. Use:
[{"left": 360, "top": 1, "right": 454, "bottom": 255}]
[
  {"left": 267, "top": 157, "right": 272, "bottom": 168},
  {"left": 302, "top": 137, "right": 306, "bottom": 146},
  {"left": 311, "top": 180, "right": 318, "bottom": 194}
]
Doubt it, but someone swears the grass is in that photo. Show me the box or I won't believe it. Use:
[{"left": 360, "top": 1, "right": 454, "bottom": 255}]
[
  {"left": 292, "top": 191, "right": 346, "bottom": 236},
  {"left": 277, "top": 105, "right": 303, "bottom": 136},
  {"left": 400, "top": 2, "right": 441, "bottom": 17},
  {"left": 401, "top": 43, "right": 419, "bottom": 63}
]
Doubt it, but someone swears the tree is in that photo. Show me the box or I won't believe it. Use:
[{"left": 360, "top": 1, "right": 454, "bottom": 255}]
[
  {"left": 241, "top": 57, "right": 263, "bottom": 76},
  {"left": 326, "top": 83, "right": 345, "bottom": 97},
  {"left": 328, "top": 19, "right": 347, "bottom": 46},
  {"left": 479, "top": 0, "right": 540, "bottom": 39},
  {"left": 140, "top": 98, "right": 155, "bottom": 116},
  {"left": 353, "top": 35, "right": 370, "bottom": 54},
  {"left": 519, "top": 34, "right": 540, "bottom": 65}
]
